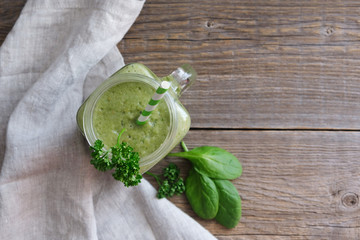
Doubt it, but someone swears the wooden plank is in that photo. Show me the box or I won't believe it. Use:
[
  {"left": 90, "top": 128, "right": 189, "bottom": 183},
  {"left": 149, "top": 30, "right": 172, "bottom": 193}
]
[
  {"left": 145, "top": 130, "right": 360, "bottom": 239},
  {"left": 118, "top": 0, "right": 360, "bottom": 129},
  {"left": 3, "top": 0, "right": 360, "bottom": 129}
]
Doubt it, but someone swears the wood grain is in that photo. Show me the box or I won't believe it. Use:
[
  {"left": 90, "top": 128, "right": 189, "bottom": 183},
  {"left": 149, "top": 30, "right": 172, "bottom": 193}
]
[
  {"left": 118, "top": 0, "right": 360, "bottom": 129},
  {"left": 2, "top": 0, "right": 360, "bottom": 239},
  {"left": 145, "top": 130, "right": 360, "bottom": 239}
]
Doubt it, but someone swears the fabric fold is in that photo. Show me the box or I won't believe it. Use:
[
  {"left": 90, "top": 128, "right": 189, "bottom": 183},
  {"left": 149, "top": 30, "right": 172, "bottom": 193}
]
[{"left": 0, "top": 0, "right": 216, "bottom": 239}]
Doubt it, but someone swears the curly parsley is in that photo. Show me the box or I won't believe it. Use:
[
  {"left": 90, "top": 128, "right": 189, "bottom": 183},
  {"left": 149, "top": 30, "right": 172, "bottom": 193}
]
[
  {"left": 146, "top": 163, "right": 185, "bottom": 198},
  {"left": 90, "top": 129, "right": 142, "bottom": 187}
]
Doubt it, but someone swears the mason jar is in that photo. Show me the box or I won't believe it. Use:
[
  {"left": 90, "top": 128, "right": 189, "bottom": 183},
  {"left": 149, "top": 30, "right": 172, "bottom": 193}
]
[{"left": 76, "top": 63, "right": 196, "bottom": 173}]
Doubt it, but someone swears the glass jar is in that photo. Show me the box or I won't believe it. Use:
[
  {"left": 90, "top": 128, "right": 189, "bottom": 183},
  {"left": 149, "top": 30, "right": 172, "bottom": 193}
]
[{"left": 76, "top": 63, "right": 196, "bottom": 173}]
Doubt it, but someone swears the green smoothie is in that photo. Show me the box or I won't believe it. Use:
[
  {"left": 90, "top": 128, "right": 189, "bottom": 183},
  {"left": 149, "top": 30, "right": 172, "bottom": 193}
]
[
  {"left": 77, "top": 63, "right": 194, "bottom": 173},
  {"left": 92, "top": 81, "right": 170, "bottom": 157}
]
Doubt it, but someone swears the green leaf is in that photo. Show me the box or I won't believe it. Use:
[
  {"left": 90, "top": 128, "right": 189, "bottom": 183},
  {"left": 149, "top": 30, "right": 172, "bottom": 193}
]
[
  {"left": 162, "top": 163, "right": 180, "bottom": 182},
  {"left": 89, "top": 140, "right": 112, "bottom": 171},
  {"left": 146, "top": 163, "right": 185, "bottom": 199},
  {"left": 89, "top": 129, "right": 142, "bottom": 187},
  {"left": 111, "top": 142, "right": 142, "bottom": 187},
  {"left": 213, "top": 179, "right": 242, "bottom": 229},
  {"left": 185, "top": 168, "right": 219, "bottom": 219},
  {"left": 169, "top": 146, "right": 242, "bottom": 180}
]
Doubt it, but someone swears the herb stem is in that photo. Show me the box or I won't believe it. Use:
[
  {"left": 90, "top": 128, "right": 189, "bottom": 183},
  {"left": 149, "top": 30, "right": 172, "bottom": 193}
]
[
  {"left": 145, "top": 172, "right": 162, "bottom": 185},
  {"left": 117, "top": 128, "right": 126, "bottom": 145},
  {"left": 181, "top": 141, "right": 189, "bottom": 152}
]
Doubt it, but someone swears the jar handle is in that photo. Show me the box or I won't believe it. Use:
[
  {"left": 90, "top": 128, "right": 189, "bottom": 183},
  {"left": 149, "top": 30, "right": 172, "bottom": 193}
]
[{"left": 161, "top": 64, "right": 197, "bottom": 97}]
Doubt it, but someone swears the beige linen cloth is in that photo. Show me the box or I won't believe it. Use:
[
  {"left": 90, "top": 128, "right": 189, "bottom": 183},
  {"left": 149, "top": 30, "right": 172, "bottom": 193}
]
[{"left": 0, "top": 0, "right": 216, "bottom": 239}]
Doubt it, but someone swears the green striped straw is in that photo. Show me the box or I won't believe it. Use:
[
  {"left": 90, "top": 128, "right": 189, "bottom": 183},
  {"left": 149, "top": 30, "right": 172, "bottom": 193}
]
[{"left": 136, "top": 81, "right": 171, "bottom": 125}]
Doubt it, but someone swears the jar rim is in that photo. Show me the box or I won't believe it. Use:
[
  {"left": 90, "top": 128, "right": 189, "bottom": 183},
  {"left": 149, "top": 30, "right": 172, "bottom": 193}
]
[{"left": 82, "top": 73, "right": 178, "bottom": 172}]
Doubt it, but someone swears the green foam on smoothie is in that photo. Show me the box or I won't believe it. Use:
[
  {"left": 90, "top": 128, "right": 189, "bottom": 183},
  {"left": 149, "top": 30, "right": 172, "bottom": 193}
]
[{"left": 92, "top": 82, "right": 171, "bottom": 157}]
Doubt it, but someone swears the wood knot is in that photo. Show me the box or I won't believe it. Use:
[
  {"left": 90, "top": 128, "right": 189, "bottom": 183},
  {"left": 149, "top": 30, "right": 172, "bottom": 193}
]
[
  {"left": 325, "top": 26, "right": 335, "bottom": 36},
  {"left": 341, "top": 192, "right": 359, "bottom": 208},
  {"left": 205, "top": 20, "right": 215, "bottom": 28}
]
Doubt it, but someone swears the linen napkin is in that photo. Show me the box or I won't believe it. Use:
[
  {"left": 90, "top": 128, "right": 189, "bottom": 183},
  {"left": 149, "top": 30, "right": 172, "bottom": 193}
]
[{"left": 0, "top": 0, "right": 216, "bottom": 239}]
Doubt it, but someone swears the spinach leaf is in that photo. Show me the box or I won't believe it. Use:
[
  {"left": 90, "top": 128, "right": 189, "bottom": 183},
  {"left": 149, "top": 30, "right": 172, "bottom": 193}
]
[
  {"left": 185, "top": 167, "right": 219, "bottom": 219},
  {"left": 169, "top": 146, "right": 242, "bottom": 180},
  {"left": 214, "top": 179, "right": 242, "bottom": 228}
]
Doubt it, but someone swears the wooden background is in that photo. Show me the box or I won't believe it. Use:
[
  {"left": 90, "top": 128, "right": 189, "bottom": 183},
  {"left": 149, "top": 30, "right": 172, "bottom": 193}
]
[{"left": 2, "top": 0, "right": 360, "bottom": 239}]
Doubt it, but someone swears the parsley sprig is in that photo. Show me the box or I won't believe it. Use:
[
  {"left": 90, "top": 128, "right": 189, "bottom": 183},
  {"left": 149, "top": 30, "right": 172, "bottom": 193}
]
[
  {"left": 90, "top": 129, "right": 142, "bottom": 187},
  {"left": 146, "top": 163, "right": 185, "bottom": 198}
]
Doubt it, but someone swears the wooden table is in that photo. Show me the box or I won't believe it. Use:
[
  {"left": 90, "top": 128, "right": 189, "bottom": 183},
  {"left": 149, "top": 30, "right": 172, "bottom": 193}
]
[{"left": 2, "top": 1, "right": 360, "bottom": 239}]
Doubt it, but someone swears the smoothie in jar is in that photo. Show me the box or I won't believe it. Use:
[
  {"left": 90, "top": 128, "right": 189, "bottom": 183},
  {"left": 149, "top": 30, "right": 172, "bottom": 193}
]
[
  {"left": 77, "top": 63, "right": 195, "bottom": 173},
  {"left": 92, "top": 81, "right": 171, "bottom": 157}
]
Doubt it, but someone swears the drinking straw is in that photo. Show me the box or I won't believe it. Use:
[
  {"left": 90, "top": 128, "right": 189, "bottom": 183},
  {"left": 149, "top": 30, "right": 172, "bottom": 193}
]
[{"left": 136, "top": 81, "right": 171, "bottom": 125}]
